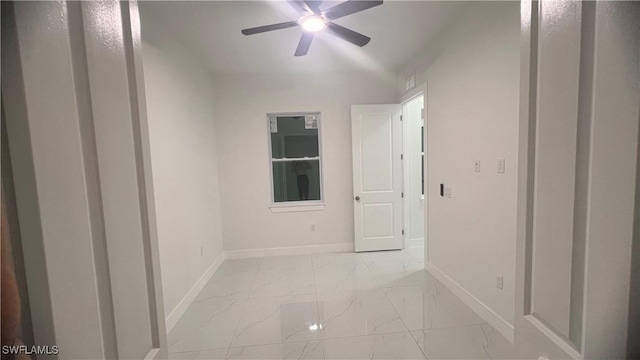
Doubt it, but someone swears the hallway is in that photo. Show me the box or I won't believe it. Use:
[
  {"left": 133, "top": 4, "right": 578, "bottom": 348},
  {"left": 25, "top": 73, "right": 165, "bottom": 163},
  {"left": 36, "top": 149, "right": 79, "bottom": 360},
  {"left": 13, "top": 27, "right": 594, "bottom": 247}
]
[{"left": 168, "top": 249, "right": 515, "bottom": 359}]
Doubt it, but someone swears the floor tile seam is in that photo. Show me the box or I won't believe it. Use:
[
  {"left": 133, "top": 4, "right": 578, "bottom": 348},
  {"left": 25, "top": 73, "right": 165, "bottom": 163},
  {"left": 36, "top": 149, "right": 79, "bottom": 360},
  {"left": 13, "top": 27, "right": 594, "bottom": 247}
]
[
  {"left": 193, "top": 295, "right": 251, "bottom": 303},
  {"left": 379, "top": 280, "right": 413, "bottom": 335},
  {"left": 168, "top": 345, "right": 229, "bottom": 355},
  {"left": 311, "top": 256, "right": 327, "bottom": 360},
  {"left": 259, "top": 265, "right": 315, "bottom": 272},
  {"left": 407, "top": 328, "right": 431, "bottom": 360},
  {"left": 245, "top": 290, "right": 318, "bottom": 300},
  {"left": 361, "top": 257, "right": 386, "bottom": 290},
  {"left": 320, "top": 329, "right": 418, "bottom": 342},
  {"left": 312, "top": 266, "right": 376, "bottom": 276},
  {"left": 412, "top": 322, "right": 491, "bottom": 333},
  {"left": 217, "top": 329, "right": 419, "bottom": 349},
  {"left": 381, "top": 286, "right": 490, "bottom": 334},
  {"left": 224, "top": 338, "right": 325, "bottom": 350},
  {"left": 380, "top": 283, "right": 437, "bottom": 292},
  {"left": 315, "top": 288, "right": 387, "bottom": 298},
  {"left": 370, "top": 254, "right": 427, "bottom": 360},
  {"left": 227, "top": 261, "right": 264, "bottom": 357}
]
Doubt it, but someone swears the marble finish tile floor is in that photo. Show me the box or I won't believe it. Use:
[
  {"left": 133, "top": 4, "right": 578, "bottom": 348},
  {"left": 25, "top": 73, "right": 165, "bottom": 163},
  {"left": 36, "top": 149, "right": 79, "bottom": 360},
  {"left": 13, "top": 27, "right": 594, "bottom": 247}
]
[{"left": 168, "top": 248, "right": 519, "bottom": 359}]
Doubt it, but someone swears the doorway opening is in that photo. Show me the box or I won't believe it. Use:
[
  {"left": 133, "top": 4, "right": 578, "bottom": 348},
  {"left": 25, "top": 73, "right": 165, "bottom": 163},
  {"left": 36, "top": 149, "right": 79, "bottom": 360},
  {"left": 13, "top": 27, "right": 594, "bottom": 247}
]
[{"left": 402, "top": 92, "right": 425, "bottom": 252}]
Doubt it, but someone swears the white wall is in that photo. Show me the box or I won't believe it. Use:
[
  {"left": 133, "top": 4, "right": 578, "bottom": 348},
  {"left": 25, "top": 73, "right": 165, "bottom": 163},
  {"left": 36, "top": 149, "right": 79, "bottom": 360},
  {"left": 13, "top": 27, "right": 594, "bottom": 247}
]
[
  {"left": 213, "top": 73, "right": 396, "bottom": 252},
  {"left": 398, "top": 2, "right": 520, "bottom": 328},
  {"left": 140, "top": 14, "right": 224, "bottom": 318}
]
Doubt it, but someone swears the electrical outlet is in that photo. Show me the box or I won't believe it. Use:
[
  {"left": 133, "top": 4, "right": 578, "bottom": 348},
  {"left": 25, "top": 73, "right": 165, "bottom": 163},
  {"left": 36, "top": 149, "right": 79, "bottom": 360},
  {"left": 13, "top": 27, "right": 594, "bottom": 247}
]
[
  {"left": 311, "top": 224, "right": 316, "bottom": 231},
  {"left": 497, "top": 159, "right": 506, "bottom": 174},
  {"left": 200, "top": 246, "right": 204, "bottom": 257},
  {"left": 474, "top": 160, "right": 481, "bottom": 172},
  {"left": 445, "top": 187, "right": 452, "bottom": 198},
  {"left": 496, "top": 275, "right": 504, "bottom": 290}
]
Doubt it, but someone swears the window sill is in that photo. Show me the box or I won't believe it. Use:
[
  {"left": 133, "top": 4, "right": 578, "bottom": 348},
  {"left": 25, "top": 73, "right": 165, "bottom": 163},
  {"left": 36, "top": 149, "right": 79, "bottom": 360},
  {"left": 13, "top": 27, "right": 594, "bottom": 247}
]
[{"left": 270, "top": 203, "right": 326, "bottom": 213}]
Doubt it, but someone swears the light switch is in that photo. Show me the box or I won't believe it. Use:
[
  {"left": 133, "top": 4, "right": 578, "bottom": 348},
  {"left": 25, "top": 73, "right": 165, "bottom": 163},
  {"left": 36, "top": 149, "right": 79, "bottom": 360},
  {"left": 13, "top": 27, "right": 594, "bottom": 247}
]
[{"left": 497, "top": 159, "right": 506, "bottom": 174}]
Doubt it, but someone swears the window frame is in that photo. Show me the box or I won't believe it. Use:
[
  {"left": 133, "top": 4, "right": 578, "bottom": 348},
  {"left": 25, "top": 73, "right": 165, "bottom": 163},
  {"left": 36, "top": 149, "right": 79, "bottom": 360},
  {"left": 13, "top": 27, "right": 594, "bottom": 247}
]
[{"left": 266, "top": 112, "right": 325, "bottom": 210}]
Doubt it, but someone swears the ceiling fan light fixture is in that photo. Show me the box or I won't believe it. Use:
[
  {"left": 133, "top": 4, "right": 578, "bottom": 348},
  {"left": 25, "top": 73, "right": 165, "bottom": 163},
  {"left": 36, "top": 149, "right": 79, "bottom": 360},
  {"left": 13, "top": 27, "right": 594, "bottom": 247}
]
[
  {"left": 299, "top": 15, "right": 326, "bottom": 32},
  {"left": 241, "top": 0, "right": 384, "bottom": 56}
]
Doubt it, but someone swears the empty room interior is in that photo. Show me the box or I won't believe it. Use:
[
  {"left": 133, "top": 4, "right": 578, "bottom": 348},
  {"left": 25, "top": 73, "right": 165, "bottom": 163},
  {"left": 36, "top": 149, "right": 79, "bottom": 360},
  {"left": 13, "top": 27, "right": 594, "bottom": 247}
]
[{"left": 1, "top": 1, "right": 639, "bottom": 360}]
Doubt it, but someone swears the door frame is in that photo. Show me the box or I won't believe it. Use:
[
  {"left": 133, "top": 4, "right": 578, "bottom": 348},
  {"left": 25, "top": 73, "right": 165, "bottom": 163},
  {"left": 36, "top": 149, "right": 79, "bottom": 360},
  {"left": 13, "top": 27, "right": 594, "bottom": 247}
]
[
  {"left": 1, "top": 1, "right": 167, "bottom": 358},
  {"left": 400, "top": 84, "right": 427, "bottom": 251},
  {"left": 515, "top": 1, "right": 639, "bottom": 358}
]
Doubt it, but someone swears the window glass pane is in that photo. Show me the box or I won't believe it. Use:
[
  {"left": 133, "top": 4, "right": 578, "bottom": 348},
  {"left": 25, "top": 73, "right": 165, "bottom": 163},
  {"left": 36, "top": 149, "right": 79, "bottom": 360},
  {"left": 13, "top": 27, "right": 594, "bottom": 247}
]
[
  {"left": 271, "top": 116, "right": 319, "bottom": 159},
  {"left": 272, "top": 160, "right": 321, "bottom": 202}
]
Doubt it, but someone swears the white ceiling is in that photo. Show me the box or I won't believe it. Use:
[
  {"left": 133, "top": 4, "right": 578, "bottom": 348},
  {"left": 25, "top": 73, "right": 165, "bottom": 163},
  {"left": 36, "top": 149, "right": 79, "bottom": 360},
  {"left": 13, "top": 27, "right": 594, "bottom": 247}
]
[{"left": 140, "top": 1, "right": 468, "bottom": 74}]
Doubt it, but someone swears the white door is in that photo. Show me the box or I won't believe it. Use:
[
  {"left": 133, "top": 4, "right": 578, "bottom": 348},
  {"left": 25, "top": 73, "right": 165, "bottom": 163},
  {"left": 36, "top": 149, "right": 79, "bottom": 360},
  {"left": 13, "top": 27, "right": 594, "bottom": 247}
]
[{"left": 351, "top": 105, "right": 403, "bottom": 252}]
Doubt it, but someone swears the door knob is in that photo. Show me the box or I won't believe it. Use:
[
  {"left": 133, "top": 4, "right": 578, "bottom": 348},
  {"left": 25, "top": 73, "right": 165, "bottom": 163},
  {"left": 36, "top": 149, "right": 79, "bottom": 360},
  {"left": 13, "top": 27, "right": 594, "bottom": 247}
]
[{"left": 355, "top": 196, "right": 360, "bottom": 201}]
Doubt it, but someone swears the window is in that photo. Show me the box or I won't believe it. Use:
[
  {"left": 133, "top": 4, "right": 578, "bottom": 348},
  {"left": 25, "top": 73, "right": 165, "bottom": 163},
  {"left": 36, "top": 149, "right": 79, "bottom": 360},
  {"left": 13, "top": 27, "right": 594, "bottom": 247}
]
[{"left": 268, "top": 113, "right": 323, "bottom": 204}]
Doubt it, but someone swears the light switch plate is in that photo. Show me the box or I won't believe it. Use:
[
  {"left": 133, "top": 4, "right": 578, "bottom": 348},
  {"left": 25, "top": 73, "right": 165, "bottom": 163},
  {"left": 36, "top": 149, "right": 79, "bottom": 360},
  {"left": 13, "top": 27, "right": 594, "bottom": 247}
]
[{"left": 497, "top": 159, "right": 506, "bottom": 173}]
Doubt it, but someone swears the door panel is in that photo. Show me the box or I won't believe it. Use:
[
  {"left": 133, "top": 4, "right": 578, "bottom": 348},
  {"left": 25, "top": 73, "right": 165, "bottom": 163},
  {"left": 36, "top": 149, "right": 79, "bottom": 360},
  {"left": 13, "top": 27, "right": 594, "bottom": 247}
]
[
  {"left": 362, "top": 204, "right": 395, "bottom": 238},
  {"left": 351, "top": 105, "right": 402, "bottom": 252},
  {"left": 530, "top": 0, "right": 582, "bottom": 338},
  {"left": 361, "top": 113, "right": 394, "bottom": 191},
  {"left": 516, "top": 1, "right": 584, "bottom": 357}
]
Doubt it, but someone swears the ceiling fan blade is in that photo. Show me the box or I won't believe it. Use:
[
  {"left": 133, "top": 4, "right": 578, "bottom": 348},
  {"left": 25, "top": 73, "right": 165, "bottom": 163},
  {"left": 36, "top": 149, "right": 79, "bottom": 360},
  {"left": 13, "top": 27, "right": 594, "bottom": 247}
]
[
  {"left": 289, "top": 0, "right": 323, "bottom": 14},
  {"left": 304, "top": 0, "right": 323, "bottom": 14},
  {"left": 241, "top": 21, "right": 299, "bottom": 35},
  {"left": 288, "top": 0, "right": 310, "bottom": 13},
  {"left": 294, "top": 32, "right": 314, "bottom": 56},
  {"left": 325, "top": 23, "right": 371, "bottom": 47},
  {"left": 323, "top": 0, "right": 383, "bottom": 20}
]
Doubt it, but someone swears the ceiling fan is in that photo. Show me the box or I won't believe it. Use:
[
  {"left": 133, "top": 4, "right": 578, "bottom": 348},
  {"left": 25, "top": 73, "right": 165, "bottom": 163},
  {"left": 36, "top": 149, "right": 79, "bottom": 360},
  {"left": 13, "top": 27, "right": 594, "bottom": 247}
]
[{"left": 241, "top": 0, "right": 383, "bottom": 56}]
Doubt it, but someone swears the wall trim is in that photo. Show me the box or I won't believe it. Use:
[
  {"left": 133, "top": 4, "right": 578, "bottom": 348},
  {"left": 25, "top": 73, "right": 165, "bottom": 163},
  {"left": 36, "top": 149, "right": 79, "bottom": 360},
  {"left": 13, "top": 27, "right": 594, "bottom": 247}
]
[
  {"left": 225, "top": 242, "right": 354, "bottom": 259},
  {"left": 407, "top": 238, "right": 424, "bottom": 248},
  {"left": 269, "top": 204, "right": 326, "bottom": 213},
  {"left": 164, "top": 252, "right": 225, "bottom": 333},
  {"left": 424, "top": 261, "right": 515, "bottom": 343}
]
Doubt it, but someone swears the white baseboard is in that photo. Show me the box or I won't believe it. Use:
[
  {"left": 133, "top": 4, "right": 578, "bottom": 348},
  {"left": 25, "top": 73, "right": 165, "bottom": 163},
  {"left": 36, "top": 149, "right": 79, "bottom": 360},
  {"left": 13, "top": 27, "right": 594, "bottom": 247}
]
[
  {"left": 225, "top": 242, "right": 354, "bottom": 259},
  {"left": 165, "top": 252, "right": 225, "bottom": 333},
  {"left": 424, "top": 261, "right": 515, "bottom": 343}
]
